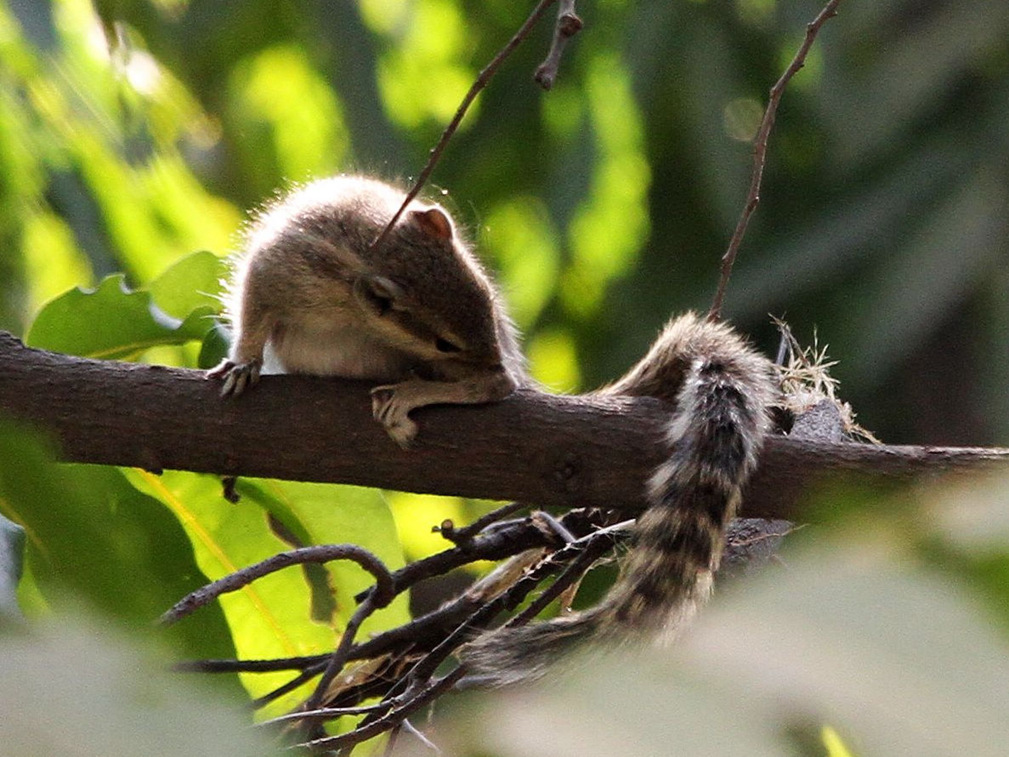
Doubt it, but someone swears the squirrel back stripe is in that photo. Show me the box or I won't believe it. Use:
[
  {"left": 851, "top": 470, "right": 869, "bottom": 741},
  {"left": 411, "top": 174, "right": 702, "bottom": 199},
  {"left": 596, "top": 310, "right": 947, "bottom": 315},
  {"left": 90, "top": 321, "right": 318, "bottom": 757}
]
[{"left": 463, "top": 313, "right": 774, "bottom": 684}]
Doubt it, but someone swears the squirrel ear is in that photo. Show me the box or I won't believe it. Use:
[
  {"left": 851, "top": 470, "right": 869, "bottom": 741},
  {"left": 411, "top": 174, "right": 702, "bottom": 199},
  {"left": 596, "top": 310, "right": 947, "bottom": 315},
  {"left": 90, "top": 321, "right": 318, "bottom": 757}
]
[{"left": 409, "top": 208, "right": 454, "bottom": 241}]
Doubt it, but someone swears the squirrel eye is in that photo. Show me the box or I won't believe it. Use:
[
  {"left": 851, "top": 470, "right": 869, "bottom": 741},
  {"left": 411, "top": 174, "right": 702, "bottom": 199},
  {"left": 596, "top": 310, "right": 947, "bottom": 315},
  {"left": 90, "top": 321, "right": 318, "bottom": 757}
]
[
  {"left": 371, "top": 294, "right": 393, "bottom": 315},
  {"left": 435, "top": 337, "right": 462, "bottom": 354}
]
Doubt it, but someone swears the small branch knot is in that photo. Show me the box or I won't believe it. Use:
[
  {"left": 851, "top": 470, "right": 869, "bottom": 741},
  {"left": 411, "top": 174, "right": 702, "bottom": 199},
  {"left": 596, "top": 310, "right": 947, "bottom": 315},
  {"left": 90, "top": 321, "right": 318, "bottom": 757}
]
[{"left": 559, "top": 12, "right": 583, "bottom": 36}]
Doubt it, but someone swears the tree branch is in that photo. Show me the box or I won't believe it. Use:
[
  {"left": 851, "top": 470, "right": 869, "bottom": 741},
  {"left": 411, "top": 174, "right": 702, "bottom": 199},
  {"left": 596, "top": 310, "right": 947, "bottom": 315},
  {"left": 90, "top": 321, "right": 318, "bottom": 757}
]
[
  {"left": 2, "top": 333, "right": 1007, "bottom": 521},
  {"left": 709, "top": 0, "right": 844, "bottom": 320}
]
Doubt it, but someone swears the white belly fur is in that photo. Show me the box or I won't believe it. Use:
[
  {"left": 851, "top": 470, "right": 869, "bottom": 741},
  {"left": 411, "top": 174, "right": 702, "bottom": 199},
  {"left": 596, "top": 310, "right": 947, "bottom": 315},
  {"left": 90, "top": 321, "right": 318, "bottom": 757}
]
[{"left": 266, "top": 321, "right": 412, "bottom": 381}]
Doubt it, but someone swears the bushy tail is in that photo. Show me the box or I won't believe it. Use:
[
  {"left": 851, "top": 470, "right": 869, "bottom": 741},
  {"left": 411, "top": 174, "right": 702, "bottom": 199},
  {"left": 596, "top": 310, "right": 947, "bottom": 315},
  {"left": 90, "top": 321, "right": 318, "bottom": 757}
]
[
  {"left": 461, "top": 611, "right": 601, "bottom": 687},
  {"left": 464, "top": 314, "right": 774, "bottom": 686}
]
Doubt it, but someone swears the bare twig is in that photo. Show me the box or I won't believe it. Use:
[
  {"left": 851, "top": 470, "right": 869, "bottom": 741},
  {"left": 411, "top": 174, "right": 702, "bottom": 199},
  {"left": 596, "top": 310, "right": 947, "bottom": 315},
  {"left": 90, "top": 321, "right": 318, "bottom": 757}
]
[
  {"left": 502, "top": 524, "right": 619, "bottom": 628},
  {"left": 535, "top": 0, "right": 583, "bottom": 89},
  {"left": 159, "top": 544, "right": 393, "bottom": 626},
  {"left": 436, "top": 500, "right": 526, "bottom": 545},
  {"left": 253, "top": 664, "right": 327, "bottom": 710},
  {"left": 301, "top": 668, "right": 467, "bottom": 753},
  {"left": 708, "top": 0, "right": 844, "bottom": 320},
  {"left": 258, "top": 702, "right": 392, "bottom": 727},
  {"left": 367, "top": 0, "right": 559, "bottom": 255},
  {"left": 300, "top": 523, "right": 622, "bottom": 751},
  {"left": 173, "top": 655, "right": 327, "bottom": 674},
  {"left": 304, "top": 591, "right": 384, "bottom": 713}
]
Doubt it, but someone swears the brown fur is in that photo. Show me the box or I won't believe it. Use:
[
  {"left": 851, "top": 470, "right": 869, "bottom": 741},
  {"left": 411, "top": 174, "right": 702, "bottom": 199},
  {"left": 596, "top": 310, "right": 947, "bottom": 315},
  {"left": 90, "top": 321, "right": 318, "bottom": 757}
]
[
  {"left": 464, "top": 313, "right": 775, "bottom": 684},
  {"left": 210, "top": 175, "right": 526, "bottom": 445}
]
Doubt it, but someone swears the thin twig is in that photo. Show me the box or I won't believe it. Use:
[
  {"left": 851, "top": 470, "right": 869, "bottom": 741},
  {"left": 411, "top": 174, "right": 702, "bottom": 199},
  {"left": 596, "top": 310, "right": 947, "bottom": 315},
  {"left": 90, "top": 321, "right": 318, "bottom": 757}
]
[
  {"left": 708, "top": 0, "right": 844, "bottom": 320},
  {"left": 366, "top": 0, "right": 559, "bottom": 255},
  {"left": 503, "top": 525, "right": 618, "bottom": 627},
  {"left": 304, "top": 592, "right": 384, "bottom": 713},
  {"left": 160, "top": 543, "right": 394, "bottom": 625},
  {"left": 173, "top": 654, "right": 327, "bottom": 674},
  {"left": 298, "top": 668, "right": 467, "bottom": 753},
  {"left": 252, "top": 663, "right": 327, "bottom": 710},
  {"left": 357, "top": 508, "right": 601, "bottom": 603},
  {"left": 401, "top": 719, "right": 442, "bottom": 755},
  {"left": 436, "top": 500, "right": 526, "bottom": 545},
  {"left": 300, "top": 525, "right": 624, "bottom": 751},
  {"left": 258, "top": 702, "right": 393, "bottom": 727},
  {"left": 534, "top": 0, "right": 583, "bottom": 89}
]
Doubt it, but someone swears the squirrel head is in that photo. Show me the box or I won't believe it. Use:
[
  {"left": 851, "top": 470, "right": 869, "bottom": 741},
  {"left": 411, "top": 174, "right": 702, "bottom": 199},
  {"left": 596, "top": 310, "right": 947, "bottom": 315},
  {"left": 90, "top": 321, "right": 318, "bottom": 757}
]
[{"left": 351, "top": 202, "right": 509, "bottom": 375}]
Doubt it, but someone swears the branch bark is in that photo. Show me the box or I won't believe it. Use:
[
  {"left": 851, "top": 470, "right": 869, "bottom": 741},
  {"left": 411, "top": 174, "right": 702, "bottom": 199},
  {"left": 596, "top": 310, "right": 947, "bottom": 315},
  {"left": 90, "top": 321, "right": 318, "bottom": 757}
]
[{"left": 2, "top": 332, "right": 1006, "bottom": 520}]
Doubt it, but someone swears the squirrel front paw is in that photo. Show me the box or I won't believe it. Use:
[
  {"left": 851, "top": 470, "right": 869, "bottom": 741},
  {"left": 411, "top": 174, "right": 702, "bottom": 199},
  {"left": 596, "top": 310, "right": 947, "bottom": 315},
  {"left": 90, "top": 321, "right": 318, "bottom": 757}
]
[
  {"left": 370, "top": 384, "right": 419, "bottom": 448},
  {"left": 209, "top": 358, "right": 262, "bottom": 397}
]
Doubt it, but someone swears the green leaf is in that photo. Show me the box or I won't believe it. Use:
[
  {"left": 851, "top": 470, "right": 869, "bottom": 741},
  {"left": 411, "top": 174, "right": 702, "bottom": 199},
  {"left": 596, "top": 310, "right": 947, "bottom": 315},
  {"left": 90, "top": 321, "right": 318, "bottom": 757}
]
[
  {"left": 198, "top": 321, "right": 231, "bottom": 369},
  {"left": 123, "top": 470, "right": 350, "bottom": 710},
  {"left": 238, "top": 479, "right": 410, "bottom": 636},
  {"left": 148, "top": 250, "right": 227, "bottom": 320},
  {"left": 0, "top": 513, "right": 24, "bottom": 621},
  {"left": 0, "top": 422, "right": 237, "bottom": 665},
  {"left": 25, "top": 273, "right": 214, "bottom": 360},
  {"left": 0, "top": 618, "right": 274, "bottom": 757}
]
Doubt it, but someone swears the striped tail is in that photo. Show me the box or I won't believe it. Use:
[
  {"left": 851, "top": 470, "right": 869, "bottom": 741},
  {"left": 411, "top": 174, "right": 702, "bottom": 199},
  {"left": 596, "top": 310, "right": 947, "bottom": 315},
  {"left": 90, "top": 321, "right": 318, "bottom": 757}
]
[{"left": 464, "top": 314, "right": 774, "bottom": 685}]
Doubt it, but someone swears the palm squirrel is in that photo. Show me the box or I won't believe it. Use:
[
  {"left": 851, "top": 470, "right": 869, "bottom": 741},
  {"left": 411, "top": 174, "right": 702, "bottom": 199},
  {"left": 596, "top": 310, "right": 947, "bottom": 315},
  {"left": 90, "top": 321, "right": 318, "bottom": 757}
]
[
  {"left": 209, "top": 175, "right": 525, "bottom": 446},
  {"left": 210, "top": 174, "right": 775, "bottom": 682}
]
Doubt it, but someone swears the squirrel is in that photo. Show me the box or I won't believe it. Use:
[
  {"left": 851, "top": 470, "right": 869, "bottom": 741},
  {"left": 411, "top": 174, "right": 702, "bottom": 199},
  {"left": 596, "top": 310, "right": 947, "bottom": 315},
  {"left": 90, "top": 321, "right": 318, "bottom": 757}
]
[
  {"left": 210, "top": 173, "right": 776, "bottom": 683},
  {"left": 462, "top": 313, "right": 776, "bottom": 685},
  {"left": 209, "top": 175, "right": 525, "bottom": 446}
]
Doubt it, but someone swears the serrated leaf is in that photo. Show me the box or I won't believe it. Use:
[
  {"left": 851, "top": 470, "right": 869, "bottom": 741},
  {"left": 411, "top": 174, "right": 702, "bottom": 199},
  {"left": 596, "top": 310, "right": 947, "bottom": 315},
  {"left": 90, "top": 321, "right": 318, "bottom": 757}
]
[
  {"left": 25, "top": 273, "right": 213, "bottom": 359},
  {"left": 148, "top": 250, "right": 227, "bottom": 319}
]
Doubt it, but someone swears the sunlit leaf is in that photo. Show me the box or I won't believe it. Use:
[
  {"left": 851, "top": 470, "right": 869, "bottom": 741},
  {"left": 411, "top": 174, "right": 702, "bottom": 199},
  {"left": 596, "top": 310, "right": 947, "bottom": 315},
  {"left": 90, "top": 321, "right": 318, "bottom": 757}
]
[
  {"left": 238, "top": 478, "right": 410, "bottom": 636},
  {"left": 386, "top": 490, "right": 468, "bottom": 562},
  {"left": 25, "top": 273, "right": 213, "bottom": 359},
  {"left": 124, "top": 469, "right": 341, "bottom": 708},
  {"left": 147, "top": 249, "right": 226, "bottom": 319}
]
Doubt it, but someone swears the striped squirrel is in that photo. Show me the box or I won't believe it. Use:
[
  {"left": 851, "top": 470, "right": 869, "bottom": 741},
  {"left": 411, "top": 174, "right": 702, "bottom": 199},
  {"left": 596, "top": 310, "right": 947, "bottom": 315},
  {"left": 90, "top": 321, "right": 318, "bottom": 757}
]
[
  {"left": 463, "top": 313, "right": 775, "bottom": 685},
  {"left": 209, "top": 174, "right": 775, "bottom": 682},
  {"left": 209, "top": 175, "right": 525, "bottom": 446}
]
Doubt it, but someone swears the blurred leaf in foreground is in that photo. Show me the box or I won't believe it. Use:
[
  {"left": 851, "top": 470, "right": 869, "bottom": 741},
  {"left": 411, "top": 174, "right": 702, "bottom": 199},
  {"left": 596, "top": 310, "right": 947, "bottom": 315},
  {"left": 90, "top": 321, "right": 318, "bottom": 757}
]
[
  {"left": 0, "top": 422, "right": 236, "bottom": 663},
  {"left": 433, "top": 475, "right": 1009, "bottom": 757},
  {"left": 0, "top": 618, "right": 274, "bottom": 757}
]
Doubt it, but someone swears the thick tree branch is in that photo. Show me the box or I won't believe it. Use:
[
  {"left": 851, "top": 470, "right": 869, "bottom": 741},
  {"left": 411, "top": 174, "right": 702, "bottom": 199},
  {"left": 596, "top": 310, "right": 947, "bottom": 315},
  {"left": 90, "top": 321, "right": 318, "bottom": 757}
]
[{"left": 2, "top": 333, "right": 1007, "bottom": 520}]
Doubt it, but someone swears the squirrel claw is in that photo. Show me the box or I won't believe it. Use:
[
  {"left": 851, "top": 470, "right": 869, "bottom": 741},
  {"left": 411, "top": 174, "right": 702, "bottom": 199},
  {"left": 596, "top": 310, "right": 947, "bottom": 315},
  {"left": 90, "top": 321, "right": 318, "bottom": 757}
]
[
  {"left": 370, "top": 385, "right": 418, "bottom": 448},
  {"left": 210, "top": 359, "right": 261, "bottom": 397}
]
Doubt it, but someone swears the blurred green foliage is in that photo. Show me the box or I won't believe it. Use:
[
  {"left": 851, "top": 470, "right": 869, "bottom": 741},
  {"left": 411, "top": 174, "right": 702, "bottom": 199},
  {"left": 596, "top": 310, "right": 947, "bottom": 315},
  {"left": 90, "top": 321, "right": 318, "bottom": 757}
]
[
  {"left": 2, "top": 0, "right": 1007, "bottom": 442},
  {"left": 1, "top": 0, "right": 1008, "bottom": 753}
]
